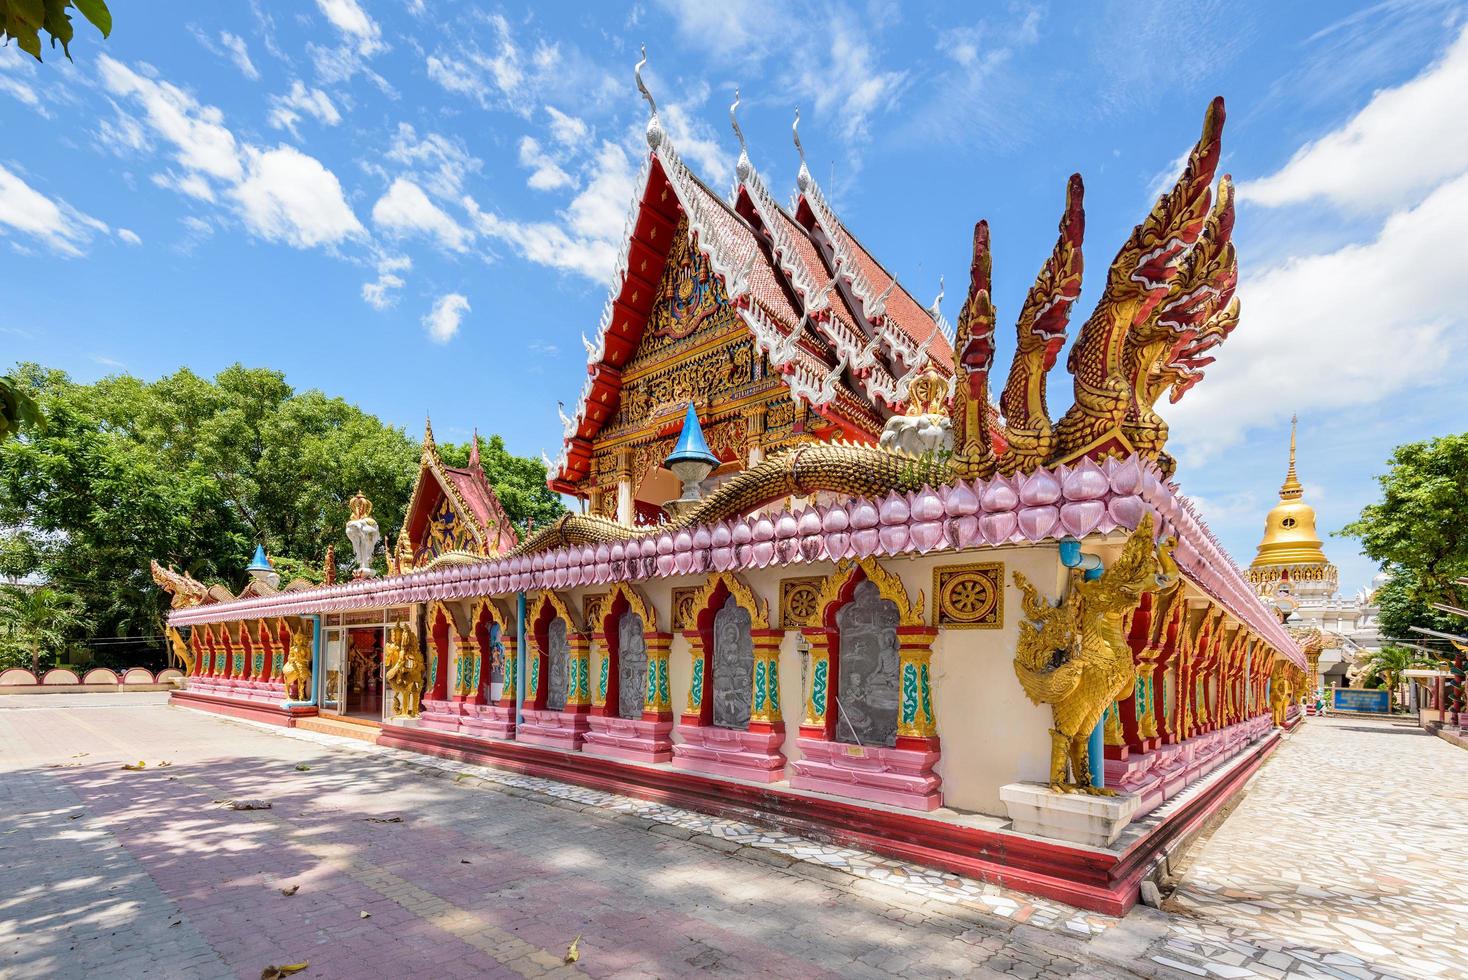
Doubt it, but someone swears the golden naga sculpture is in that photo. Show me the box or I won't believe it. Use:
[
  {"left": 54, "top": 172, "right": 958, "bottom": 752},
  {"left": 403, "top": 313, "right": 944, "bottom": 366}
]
[
  {"left": 949, "top": 221, "right": 999, "bottom": 479},
  {"left": 511, "top": 441, "right": 948, "bottom": 555},
  {"left": 150, "top": 560, "right": 210, "bottom": 609},
  {"left": 383, "top": 621, "right": 425, "bottom": 718},
  {"left": 997, "top": 174, "right": 1085, "bottom": 475},
  {"left": 282, "top": 628, "right": 312, "bottom": 700},
  {"left": 166, "top": 626, "right": 195, "bottom": 675},
  {"left": 1050, "top": 98, "right": 1235, "bottom": 475},
  {"left": 1012, "top": 513, "right": 1178, "bottom": 794}
]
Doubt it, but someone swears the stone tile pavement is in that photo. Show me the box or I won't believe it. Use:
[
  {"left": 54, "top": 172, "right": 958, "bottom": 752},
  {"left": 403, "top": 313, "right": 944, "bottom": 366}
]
[
  {"left": 2, "top": 696, "right": 1464, "bottom": 979},
  {"left": 1151, "top": 715, "right": 1468, "bottom": 980}
]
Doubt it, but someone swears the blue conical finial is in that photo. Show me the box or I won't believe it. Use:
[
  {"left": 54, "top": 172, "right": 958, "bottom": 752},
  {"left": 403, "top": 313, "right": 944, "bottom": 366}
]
[
  {"left": 665, "top": 403, "right": 718, "bottom": 469},
  {"left": 247, "top": 544, "right": 273, "bottom": 572}
]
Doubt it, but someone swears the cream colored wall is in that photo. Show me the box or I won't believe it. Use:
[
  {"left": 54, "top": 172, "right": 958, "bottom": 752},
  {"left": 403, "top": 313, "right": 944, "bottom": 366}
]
[{"left": 561, "top": 541, "right": 1067, "bottom": 818}]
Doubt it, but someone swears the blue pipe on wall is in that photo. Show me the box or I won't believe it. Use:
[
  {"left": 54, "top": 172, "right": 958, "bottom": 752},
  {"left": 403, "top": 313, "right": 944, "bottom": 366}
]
[
  {"left": 1059, "top": 537, "right": 1107, "bottom": 789},
  {"left": 516, "top": 591, "right": 527, "bottom": 726},
  {"left": 282, "top": 614, "right": 322, "bottom": 709}
]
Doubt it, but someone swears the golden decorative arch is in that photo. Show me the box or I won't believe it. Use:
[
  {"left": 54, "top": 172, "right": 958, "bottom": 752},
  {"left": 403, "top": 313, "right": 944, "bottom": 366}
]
[
  {"left": 470, "top": 596, "right": 513, "bottom": 634},
  {"left": 427, "top": 599, "right": 474, "bottom": 637},
  {"left": 603, "top": 581, "right": 658, "bottom": 633},
  {"left": 812, "top": 557, "right": 924, "bottom": 628},
  {"left": 686, "top": 571, "right": 769, "bottom": 630},
  {"left": 528, "top": 591, "right": 583, "bottom": 634}
]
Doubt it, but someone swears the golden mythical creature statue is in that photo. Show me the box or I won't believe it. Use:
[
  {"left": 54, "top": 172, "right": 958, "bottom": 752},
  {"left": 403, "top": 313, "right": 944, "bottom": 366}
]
[
  {"left": 150, "top": 560, "right": 210, "bottom": 609},
  {"left": 1269, "top": 662, "right": 1293, "bottom": 726},
  {"left": 282, "top": 628, "right": 313, "bottom": 700},
  {"left": 383, "top": 621, "right": 425, "bottom": 718},
  {"left": 166, "top": 626, "right": 195, "bottom": 675},
  {"left": 948, "top": 221, "right": 999, "bottom": 479},
  {"left": 1012, "top": 513, "right": 1178, "bottom": 794}
]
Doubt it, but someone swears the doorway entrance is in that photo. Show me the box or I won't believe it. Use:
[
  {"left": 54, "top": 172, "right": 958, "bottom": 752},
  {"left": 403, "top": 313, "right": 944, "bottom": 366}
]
[
  {"left": 344, "top": 627, "right": 383, "bottom": 719},
  {"left": 321, "top": 606, "right": 410, "bottom": 723}
]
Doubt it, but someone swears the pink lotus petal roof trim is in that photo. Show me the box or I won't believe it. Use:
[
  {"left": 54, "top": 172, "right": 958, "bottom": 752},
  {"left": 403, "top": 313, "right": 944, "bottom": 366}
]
[{"left": 167, "top": 454, "right": 1302, "bottom": 668}]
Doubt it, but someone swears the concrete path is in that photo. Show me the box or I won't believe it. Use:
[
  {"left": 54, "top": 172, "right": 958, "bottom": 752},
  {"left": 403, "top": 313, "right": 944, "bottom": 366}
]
[
  {"left": 0, "top": 695, "right": 1129, "bottom": 979},
  {"left": 1152, "top": 714, "right": 1468, "bottom": 979},
  {"left": 2, "top": 697, "right": 1463, "bottom": 979}
]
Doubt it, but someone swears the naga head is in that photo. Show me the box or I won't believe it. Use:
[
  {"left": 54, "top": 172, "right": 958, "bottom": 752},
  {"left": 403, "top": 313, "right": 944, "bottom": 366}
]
[{"left": 1084, "top": 512, "right": 1169, "bottom": 610}]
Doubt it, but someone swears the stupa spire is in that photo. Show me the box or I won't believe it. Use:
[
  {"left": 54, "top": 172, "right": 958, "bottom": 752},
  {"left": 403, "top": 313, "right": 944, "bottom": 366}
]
[{"left": 1280, "top": 414, "right": 1303, "bottom": 500}]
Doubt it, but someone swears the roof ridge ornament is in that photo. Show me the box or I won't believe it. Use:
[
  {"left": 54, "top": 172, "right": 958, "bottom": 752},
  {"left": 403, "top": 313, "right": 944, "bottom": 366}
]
[
  {"left": 730, "top": 87, "right": 752, "bottom": 185},
  {"left": 635, "top": 44, "right": 664, "bottom": 150},
  {"left": 792, "top": 107, "right": 810, "bottom": 192},
  {"left": 928, "top": 274, "right": 945, "bottom": 320}
]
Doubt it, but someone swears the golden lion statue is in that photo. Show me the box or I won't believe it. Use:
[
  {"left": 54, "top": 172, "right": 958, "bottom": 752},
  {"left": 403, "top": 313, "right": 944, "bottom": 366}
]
[
  {"left": 283, "top": 629, "right": 312, "bottom": 700},
  {"left": 1013, "top": 513, "right": 1178, "bottom": 794},
  {"left": 383, "top": 622, "right": 425, "bottom": 718}
]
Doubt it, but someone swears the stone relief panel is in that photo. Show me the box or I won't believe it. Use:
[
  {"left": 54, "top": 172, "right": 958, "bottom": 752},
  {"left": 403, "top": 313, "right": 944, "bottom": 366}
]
[
  {"left": 835, "top": 579, "right": 901, "bottom": 748},
  {"left": 933, "top": 561, "right": 1004, "bottom": 629},
  {"left": 711, "top": 594, "right": 754, "bottom": 730},
  {"left": 618, "top": 612, "right": 648, "bottom": 721},
  {"left": 546, "top": 617, "right": 569, "bottom": 712}
]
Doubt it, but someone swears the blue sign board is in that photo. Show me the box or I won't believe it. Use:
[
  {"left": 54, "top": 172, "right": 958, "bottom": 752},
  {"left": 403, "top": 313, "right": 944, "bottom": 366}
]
[{"left": 1331, "top": 688, "right": 1390, "bottom": 714}]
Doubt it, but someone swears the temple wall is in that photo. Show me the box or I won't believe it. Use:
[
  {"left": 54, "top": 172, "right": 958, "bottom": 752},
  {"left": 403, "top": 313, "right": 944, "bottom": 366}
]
[{"left": 564, "top": 540, "right": 1068, "bottom": 817}]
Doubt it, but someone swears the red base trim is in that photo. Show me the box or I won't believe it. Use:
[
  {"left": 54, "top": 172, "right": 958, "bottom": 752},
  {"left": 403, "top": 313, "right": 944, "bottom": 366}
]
[
  {"left": 375, "top": 722, "right": 1280, "bottom": 915},
  {"left": 171, "top": 689, "right": 318, "bottom": 727}
]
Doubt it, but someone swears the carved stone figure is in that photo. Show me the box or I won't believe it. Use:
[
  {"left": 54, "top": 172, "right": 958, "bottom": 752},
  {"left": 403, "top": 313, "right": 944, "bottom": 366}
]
[
  {"left": 618, "top": 611, "right": 648, "bottom": 720},
  {"left": 345, "top": 491, "right": 381, "bottom": 578},
  {"left": 383, "top": 622, "right": 425, "bottom": 718},
  {"left": 546, "top": 618, "right": 570, "bottom": 712},
  {"left": 711, "top": 595, "right": 754, "bottom": 730},
  {"left": 1012, "top": 513, "right": 1178, "bottom": 794},
  {"left": 283, "top": 628, "right": 313, "bottom": 701},
  {"left": 835, "top": 579, "right": 901, "bottom": 747}
]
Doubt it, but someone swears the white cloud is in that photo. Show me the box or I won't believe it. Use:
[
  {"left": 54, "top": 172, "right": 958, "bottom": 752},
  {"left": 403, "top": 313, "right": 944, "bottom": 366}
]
[
  {"left": 371, "top": 177, "right": 473, "bottom": 251},
  {"left": 425, "top": 15, "right": 615, "bottom": 116},
  {"left": 316, "top": 0, "right": 382, "bottom": 51},
  {"left": 385, "top": 123, "right": 481, "bottom": 198},
  {"left": 545, "top": 106, "right": 588, "bottom": 147},
  {"left": 653, "top": 0, "right": 785, "bottom": 62},
  {"left": 268, "top": 80, "right": 342, "bottom": 137},
  {"left": 1168, "top": 172, "right": 1468, "bottom": 461},
  {"left": 1241, "top": 24, "right": 1468, "bottom": 213},
  {"left": 423, "top": 293, "right": 469, "bottom": 343},
  {"left": 219, "top": 31, "right": 260, "bottom": 80},
  {"left": 232, "top": 145, "right": 364, "bottom": 248},
  {"left": 362, "top": 254, "right": 410, "bottom": 309},
  {"left": 0, "top": 164, "right": 110, "bottom": 257},
  {"left": 463, "top": 140, "right": 634, "bottom": 282},
  {"left": 117, "top": 228, "right": 142, "bottom": 245},
  {"left": 97, "top": 107, "right": 150, "bottom": 154},
  {"left": 100, "top": 56, "right": 363, "bottom": 252},
  {"left": 796, "top": 22, "right": 907, "bottom": 142},
  {"left": 98, "top": 55, "right": 243, "bottom": 185},
  {"left": 518, "top": 136, "right": 574, "bottom": 191}
]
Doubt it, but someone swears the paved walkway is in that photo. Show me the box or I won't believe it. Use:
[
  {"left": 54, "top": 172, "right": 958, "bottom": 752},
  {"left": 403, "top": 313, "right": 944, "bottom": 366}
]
[
  {"left": 0, "top": 695, "right": 1129, "bottom": 979},
  {"left": 1153, "top": 714, "right": 1468, "bottom": 979},
  {"left": 2, "top": 697, "right": 1464, "bottom": 979}
]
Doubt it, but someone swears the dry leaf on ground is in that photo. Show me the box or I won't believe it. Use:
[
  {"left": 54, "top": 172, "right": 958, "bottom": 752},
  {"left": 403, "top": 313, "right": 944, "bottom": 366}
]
[
  {"left": 218, "top": 799, "right": 272, "bottom": 810},
  {"left": 260, "top": 962, "right": 309, "bottom": 979},
  {"left": 565, "top": 935, "right": 581, "bottom": 964},
  {"left": 120, "top": 761, "right": 147, "bottom": 771},
  {"left": 279, "top": 884, "right": 300, "bottom": 896},
  {"left": 359, "top": 911, "right": 371, "bottom": 919},
  {"left": 294, "top": 763, "right": 311, "bottom": 771},
  {"left": 363, "top": 816, "right": 402, "bottom": 823}
]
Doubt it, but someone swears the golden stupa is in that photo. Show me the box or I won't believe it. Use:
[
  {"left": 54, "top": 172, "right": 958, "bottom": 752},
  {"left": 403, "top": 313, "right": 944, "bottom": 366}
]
[{"left": 1248, "top": 417, "right": 1337, "bottom": 596}]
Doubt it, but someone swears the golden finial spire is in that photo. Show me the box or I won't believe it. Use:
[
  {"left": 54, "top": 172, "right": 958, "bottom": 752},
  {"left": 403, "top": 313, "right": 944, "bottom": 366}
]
[{"left": 1280, "top": 414, "right": 1302, "bottom": 500}]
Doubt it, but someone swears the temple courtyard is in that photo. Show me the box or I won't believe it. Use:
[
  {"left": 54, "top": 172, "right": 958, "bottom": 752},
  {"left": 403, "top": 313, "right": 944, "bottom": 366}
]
[{"left": 1, "top": 696, "right": 1464, "bottom": 980}]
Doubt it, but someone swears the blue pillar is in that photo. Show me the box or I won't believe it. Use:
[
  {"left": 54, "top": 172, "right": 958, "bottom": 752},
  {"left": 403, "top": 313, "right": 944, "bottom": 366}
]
[
  {"left": 1089, "top": 714, "right": 1106, "bottom": 788},
  {"left": 516, "top": 591, "right": 527, "bottom": 726}
]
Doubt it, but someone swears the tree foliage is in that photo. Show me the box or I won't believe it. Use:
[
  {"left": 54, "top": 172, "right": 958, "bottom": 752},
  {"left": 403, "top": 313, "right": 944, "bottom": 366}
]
[
  {"left": 0, "top": 0, "right": 110, "bottom": 62},
  {"left": 0, "top": 373, "right": 44, "bottom": 440},
  {"left": 0, "top": 363, "right": 562, "bottom": 666},
  {"left": 1355, "top": 644, "right": 1429, "bottom": 709},
  {"left": 1341, "top": 433, "right": 1468, "bottom": 641},
  {"left": 0, "top": 584, "right": 91, "bottom": 673}
]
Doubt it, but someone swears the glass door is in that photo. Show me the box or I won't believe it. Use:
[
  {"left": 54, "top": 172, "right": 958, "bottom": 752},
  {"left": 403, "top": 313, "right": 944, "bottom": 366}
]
[{"left": 322, "top": 628, "right": 345, "bottom": 714}]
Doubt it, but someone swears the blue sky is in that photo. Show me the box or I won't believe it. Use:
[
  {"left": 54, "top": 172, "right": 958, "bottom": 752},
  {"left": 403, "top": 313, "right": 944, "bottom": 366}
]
[{"left": 3, "top": 0, "right": 1466, "bottom": 594}]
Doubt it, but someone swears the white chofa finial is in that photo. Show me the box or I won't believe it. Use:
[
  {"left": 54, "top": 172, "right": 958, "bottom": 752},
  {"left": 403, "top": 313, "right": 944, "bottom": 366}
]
[
  {"left": 731, "top": 86, "right": 751, "bottom": 184},
  {"left": 928, "top": 274, "right": 945, "bottom": 319},
  {"left": 792, "top": 107, "right": 810, "bottom": 191},
  {"left": 635, "top": 44, "right": 663, "bottom": 149}
]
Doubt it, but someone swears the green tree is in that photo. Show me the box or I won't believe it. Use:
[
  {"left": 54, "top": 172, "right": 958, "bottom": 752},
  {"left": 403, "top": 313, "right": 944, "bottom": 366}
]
[
  {"left": 1341, "top": 433, "right": 1468, "bottom": 634},
  {"left": 0, "top": 584, "right": 92, "bottom": 674},
  {"left": 1355, "top": 645, "right": 1430, "bottom": 712},
  {"left": 0, "top": 0, "right": 109, "bottom": 61},
  {"left": 1372, "top": 568, "right": 1461, "bottom": 646},
  {"left": 0, "top": 374, "right": 44, "bottom": 440},
  {"left": 439, "top": 433, "right": 566, "bottom": 535}
]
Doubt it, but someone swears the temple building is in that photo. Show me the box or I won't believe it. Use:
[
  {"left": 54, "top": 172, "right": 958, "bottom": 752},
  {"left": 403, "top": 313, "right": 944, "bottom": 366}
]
[
  {"left": 149, "top": 65, "right": 1306, "bottom": 916},
  {"left": 1247, "top": 420, "right": 1382, "bottom": 692}
]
